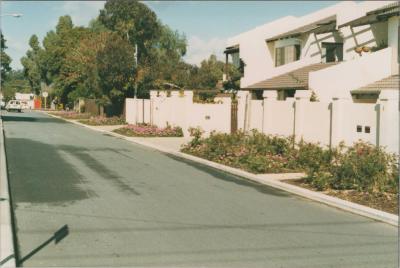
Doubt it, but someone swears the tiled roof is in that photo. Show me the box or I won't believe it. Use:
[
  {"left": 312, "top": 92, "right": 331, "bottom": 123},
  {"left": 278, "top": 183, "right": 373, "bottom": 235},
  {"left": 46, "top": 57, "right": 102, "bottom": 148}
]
[
  {"left": 351, "top": 75, "right": 400, "bottom": 94},
  {"left": 367, "top": 2, "right": 399, "bottom": 16},
  {"left": 265, "top": 15, "right": 336, "bottom": 42},
  {"left": 245, "top": 62, "right": 339, "bottom": 90},
  {"left": 339, "top": 2, "right": 399, "bottom": 28}
]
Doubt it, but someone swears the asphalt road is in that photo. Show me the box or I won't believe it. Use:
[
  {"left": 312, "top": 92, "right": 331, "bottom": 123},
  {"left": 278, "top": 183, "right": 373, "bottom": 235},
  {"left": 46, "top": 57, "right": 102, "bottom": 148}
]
[{"left": 2, "top": 111, "right": 397, "bottom": 267}]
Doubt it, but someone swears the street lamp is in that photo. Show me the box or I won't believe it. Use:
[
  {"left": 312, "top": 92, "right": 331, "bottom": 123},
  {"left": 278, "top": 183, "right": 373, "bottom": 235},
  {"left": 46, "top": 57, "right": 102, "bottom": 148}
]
[{"left": 0, "top": 13, "right": 23, "bottom": 18}]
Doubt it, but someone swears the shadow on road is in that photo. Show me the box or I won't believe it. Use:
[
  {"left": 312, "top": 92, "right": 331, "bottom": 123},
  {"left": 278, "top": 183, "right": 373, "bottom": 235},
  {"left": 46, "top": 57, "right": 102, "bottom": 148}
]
[
  {"left": 17, "top": 225, "right": 69, "bottom": 266},
  {"left": 5, "top": 138, "right": 91, "bottom": 204},
  {"left": 165, "top": 154, "right": 290, "bottom": 197},
  {"left": 1, "top": 114, "right": 66, "bottom": 124}
]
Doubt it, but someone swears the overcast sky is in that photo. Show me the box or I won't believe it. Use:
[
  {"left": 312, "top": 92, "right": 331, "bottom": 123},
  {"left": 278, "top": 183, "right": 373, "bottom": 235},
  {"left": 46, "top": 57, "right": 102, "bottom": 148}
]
[{"left": 1, "top": 1, "right": 338, "bottom": 70}]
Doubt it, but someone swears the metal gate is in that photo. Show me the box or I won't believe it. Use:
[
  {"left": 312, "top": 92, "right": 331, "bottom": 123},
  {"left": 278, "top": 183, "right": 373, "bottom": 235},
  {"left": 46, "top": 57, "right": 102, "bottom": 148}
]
[{"left": 231, "top": 100, "right": 238, "bottom": 133}]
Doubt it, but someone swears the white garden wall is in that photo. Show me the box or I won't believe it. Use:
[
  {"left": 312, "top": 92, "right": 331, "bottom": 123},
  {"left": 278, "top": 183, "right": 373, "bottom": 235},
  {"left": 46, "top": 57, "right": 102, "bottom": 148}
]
[
  {"left": 296, "top": 101, "right": 331, "bottom": 145},
  {"left": 249, "top": 100, "right": 263, "bottom": 132},
  {"left": 242, "top": 90, "right": 398, "bottom": 154},
  {"left": 126, "top": 91, "right": 231, "bottom": 137},
  {"left": 125, "top": 88, "right": 398, "bottom": 154},
  {"left": 309, "top": 47, "right": 393, "bottom": 101},
  {"left": 263, "top": 100, "right": 295, "bottom": 137}
]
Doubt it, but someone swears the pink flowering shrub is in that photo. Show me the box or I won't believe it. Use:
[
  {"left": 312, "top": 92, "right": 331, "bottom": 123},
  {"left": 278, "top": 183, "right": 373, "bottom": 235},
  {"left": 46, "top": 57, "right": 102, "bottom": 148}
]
[
  {"left": 182, "top": 129, "right": 398, "bottom": 193},
  {"left": 113, "top": 123, "right": 183, "bottom": 137}
]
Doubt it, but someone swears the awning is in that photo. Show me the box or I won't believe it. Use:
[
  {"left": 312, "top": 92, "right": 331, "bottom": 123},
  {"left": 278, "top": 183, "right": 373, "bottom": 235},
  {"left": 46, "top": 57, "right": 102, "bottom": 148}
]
[
  {"left": 338, "top": 2, "right": 399, "bottom": 28},
  {"left": 351, "top": 75, "right": 399, "bottom": 94},
  {"left": 265, "top": 15, "right": 336, "bottom": 43},
  {"left": 245, "top": 62, "right": 339, "bottom": 90},
  {"left": 224, "top": 45, "right": 239, "bottom": 54}
]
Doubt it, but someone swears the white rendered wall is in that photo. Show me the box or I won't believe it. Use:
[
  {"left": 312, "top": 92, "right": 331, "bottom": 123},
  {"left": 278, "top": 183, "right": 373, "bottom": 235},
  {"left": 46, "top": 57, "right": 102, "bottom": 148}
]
[
  {"left": 339, "top": 102, "right": 378, "bottom": 146},
  {"left": 263, "top": 100, "right": 295, "bottom": 137},
  {"left": 226, "top": 1, "right": 356, "bottom": 88},
  {"left": 309, "top": 47, "right": 393, "bottom": 101},
  {"left": 126, "top": 89, "right": 399, "bottom": 154},
  {"left": 126, "top": 91, "right": 232, "bottom": 137},
  {"left": 248, "top": 100, "right": 263, "bottom": 132},
  {"left": 296, "top": 101, "right": 331, "bottom": 145}
]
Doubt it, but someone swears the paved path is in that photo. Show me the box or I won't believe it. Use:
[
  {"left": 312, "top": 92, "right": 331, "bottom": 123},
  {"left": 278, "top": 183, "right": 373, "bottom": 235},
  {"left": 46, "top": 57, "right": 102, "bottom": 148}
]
[{"left": 2, "top": 111, "right": 397, "bottom": 267}]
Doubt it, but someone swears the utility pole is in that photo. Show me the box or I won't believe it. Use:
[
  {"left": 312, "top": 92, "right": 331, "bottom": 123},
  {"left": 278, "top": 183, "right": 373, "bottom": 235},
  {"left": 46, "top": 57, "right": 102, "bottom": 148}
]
[{"left": 134, "top": 43, "right": 138, "bottom": 99}]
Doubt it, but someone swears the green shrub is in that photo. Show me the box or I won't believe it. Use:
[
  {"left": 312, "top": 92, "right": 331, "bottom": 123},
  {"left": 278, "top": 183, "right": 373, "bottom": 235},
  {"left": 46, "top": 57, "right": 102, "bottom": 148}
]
[
  {"left": 329, "top": 141, "right": 398, "bottom": 193},
  {"left": 186, "top": 127, "right": 205, "bottom": 147},
  {"left": 306, "top": 171, "right": 334, "bottom": 191},
  {"left": 182, "top": 130, "right": 398, "bottom": 194},
  {"left": 295, "top": 140, "right": 332, "bottom": 172}
]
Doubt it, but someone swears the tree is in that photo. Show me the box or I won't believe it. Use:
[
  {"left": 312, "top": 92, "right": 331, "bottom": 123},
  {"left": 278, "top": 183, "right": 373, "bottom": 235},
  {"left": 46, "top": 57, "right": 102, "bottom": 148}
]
[
  {"left": 98, "top": 0, "right": 188, "bottom": 97},
  {"left": 59, "top": 31, "right": 110, "bottom": 103},
  {"left": 96, "top": 33, "right": 135, "bottom": 115},
  {"left": 1, "top": 33, "right": 12, "bottom": 85},
  {"left": 2, "top": 70, "right": 31, "bottom": 101},
  {"left": 99, "top": 0, "right": 160, "bottom": 59},
  {"left": 88, "top": 18, "right": 109, "bottom": 33},
  {"left": 21, "top": 34, "right": 44, "bottom": 94},
  {"left": 145, "top": 24, "right": 187, "bottom": 89},
  {"left": 40, "top": 16, "right": 90, "bottom": 104}
]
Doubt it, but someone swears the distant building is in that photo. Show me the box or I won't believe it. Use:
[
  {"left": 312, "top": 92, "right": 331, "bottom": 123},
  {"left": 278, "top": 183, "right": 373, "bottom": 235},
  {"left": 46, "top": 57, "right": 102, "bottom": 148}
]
[{"left": 15, "top": 93, "right": 35, "bottom": 109}]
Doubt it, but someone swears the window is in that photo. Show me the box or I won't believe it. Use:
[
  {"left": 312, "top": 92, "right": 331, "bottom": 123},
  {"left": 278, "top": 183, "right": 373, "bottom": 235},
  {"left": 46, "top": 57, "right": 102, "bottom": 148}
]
[
  {"left": 322, "top": 43, "right": 343, "bottom": 63},
  {"left": 277, "top": 89, "right": 296, "bottom": 101},
  {"left": 275, "top": 45, "right": 301, "bottom": 67}
]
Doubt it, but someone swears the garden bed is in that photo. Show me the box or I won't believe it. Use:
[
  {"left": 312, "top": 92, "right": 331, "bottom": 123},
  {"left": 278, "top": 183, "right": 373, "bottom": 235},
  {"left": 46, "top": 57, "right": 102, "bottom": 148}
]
[
  {"left": 48, "top": 111, "right": 91, "bottom": 120},
  {"left": 78, "top": 116, "right": 126, "bottom": 126},
  {"left": 181, "top": 128, "right": 398, "bottom": 213},
  {"left": 113, "top": 124, "right": 183, "bottom": 137},
  {"left": 285, "top": 178, "right": 398, "bottom": 215}
]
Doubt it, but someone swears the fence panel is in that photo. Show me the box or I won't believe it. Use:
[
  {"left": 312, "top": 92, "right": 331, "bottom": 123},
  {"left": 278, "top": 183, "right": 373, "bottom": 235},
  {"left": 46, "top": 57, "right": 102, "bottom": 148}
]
[
  {"left": 249, "top": 100, "right": 263, "bottom": 132},
  {"left": 298, "top": 101, "right": 331, "bottom": 146},
  {"left": 263, "top": 100, "right": 295, "bottom": 136}
]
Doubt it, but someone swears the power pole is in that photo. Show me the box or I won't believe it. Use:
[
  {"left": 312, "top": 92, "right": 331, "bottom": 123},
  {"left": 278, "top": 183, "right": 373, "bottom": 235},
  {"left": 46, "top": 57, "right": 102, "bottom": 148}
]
[{"left": 134, "top": 43, "right": 138, "bottom": 99}]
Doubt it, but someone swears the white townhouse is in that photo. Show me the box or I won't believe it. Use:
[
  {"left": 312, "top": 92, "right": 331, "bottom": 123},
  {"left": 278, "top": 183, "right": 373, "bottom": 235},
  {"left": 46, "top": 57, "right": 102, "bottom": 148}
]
[
  {"left": 224, "top": 1, "right": 399, "bottom": 103},
  {"left": 125, "top": 1, "right": 399, "bottom": 154}
]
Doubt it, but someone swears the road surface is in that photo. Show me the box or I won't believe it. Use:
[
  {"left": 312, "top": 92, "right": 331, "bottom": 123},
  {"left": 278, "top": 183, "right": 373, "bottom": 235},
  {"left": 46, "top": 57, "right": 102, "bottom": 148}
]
[{"left": 2, "top": 111, "right": 397, "bottom": 267}]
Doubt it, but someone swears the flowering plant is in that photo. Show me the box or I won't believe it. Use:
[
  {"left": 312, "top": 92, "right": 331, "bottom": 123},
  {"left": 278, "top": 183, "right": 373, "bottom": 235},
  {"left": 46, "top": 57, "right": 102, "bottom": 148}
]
[
  {"left": 78, "top": 116, "right": 126, "bottom": 126},
  {"left": 114, "top": 123, "right": 183, "bottom": 137}
]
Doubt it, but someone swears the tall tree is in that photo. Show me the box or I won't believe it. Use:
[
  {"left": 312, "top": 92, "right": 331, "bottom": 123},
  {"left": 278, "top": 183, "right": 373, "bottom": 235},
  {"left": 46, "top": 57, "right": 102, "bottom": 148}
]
[
  {"left": 1, "top": 33, "right": 12, "bottom": 85},
  {"left": 42, "top": 16, "right": 88, "bottom": 82},
  {"left": 59, "top": 31, "right": 110, "bottom": 102},
  {"left": 2, "top": 70, "right": 31, "bottom": 101},
  {"left": 21, "top": 34, "right": 43, "bottom": 94},
  {"left": 40, "top": 16, "right": 89, "bottom": 104},
  {"left": 98, "top": 0, "right": 188, "bottom": 97},
  {"left": 96, "top": 33, "right": 135, "bottom": 115},
  {"left": 99, "top": 0, "right": 160, "bottom": 59}
]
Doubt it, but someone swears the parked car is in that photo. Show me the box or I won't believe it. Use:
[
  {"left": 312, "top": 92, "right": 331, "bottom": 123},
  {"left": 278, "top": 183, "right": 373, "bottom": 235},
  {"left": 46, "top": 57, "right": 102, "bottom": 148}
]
[{"left": 6, "top": 100, "right": 22, "bottom": 112}]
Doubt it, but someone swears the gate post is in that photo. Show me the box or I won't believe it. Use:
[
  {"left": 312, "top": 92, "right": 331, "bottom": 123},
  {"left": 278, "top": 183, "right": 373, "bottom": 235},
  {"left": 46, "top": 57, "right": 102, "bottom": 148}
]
[{"left": 231, "top": 99, "right": 238, "bottom": 134}]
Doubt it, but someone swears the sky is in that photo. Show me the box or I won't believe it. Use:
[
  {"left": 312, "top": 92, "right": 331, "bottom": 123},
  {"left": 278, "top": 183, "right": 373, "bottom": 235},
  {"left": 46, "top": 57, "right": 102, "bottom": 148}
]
[{"left": 1, "top": 1, "right": 338, "bottom": 70}]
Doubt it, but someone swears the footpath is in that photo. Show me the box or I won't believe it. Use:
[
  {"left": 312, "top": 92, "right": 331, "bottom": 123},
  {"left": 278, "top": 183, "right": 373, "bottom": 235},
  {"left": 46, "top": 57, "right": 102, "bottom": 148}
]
[{"left": 0, "top": 116, "right": 16, "bottom": 267}]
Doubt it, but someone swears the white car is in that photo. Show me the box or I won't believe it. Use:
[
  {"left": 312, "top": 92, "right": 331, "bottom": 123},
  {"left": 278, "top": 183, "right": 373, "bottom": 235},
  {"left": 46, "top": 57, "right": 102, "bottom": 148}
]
[{"left": 6, "top": 100, "right": 22, "bottom": 112}]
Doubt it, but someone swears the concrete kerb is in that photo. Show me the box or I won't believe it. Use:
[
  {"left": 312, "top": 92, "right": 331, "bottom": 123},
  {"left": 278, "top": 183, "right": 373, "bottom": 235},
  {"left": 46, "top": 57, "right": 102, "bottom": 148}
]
[
  {"left": 0, "top": 117, "right": 16, "bottom": 267},
  {"left": 45, "top": 112, "right": 399, "bottom": 226}
]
